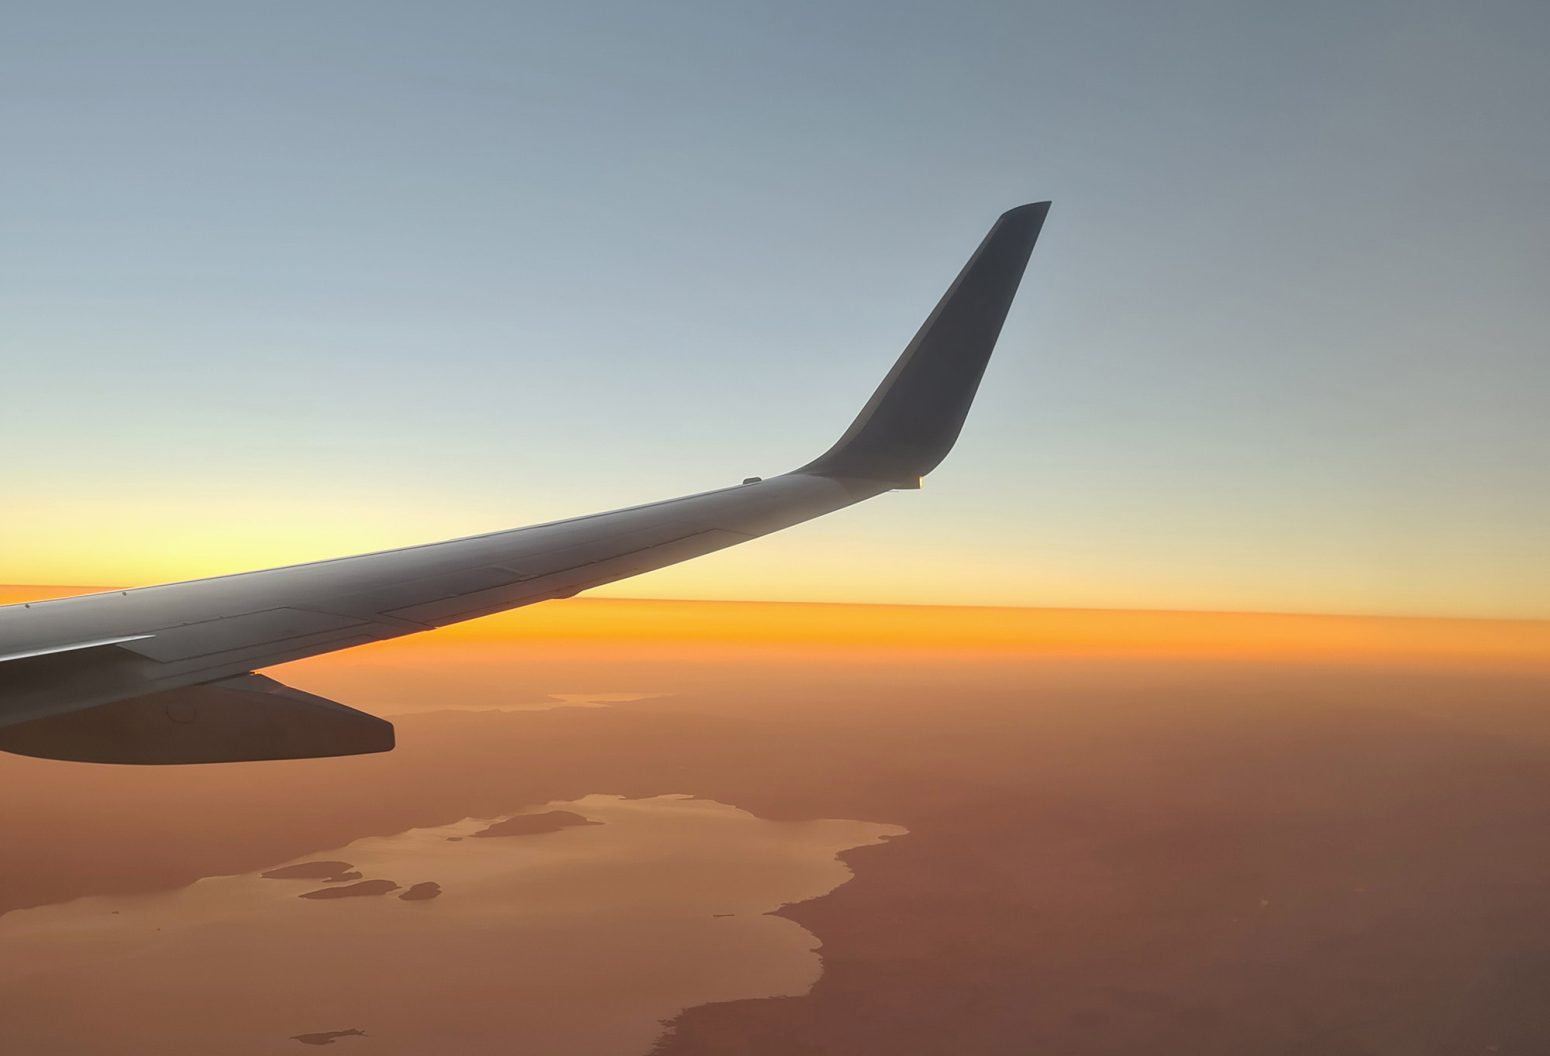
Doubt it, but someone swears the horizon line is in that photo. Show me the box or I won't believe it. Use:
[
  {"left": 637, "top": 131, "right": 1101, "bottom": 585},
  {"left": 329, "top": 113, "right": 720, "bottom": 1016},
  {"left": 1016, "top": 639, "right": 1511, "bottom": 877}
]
[{"left": 2, "top": 584, "right": 1545, "bottom": 627}]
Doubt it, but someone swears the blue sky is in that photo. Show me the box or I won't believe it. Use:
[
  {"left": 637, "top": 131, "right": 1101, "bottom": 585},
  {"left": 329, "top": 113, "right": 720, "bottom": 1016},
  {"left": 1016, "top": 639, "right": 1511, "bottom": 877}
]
[{"left": 4, "top": 1, "right": 1547, "bottom": 617}]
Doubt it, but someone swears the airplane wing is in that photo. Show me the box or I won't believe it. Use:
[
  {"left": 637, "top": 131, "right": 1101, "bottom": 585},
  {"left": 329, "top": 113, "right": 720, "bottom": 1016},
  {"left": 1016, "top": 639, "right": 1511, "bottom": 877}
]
[{"left": 0, "top": 202, "right": 1050, "bottom": 764}]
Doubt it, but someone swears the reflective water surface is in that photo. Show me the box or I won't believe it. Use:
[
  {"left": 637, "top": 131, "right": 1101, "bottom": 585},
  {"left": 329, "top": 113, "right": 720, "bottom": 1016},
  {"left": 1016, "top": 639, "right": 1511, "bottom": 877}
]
[{"left": 0, "top": 794, "right": 902, "bottom": 1055}]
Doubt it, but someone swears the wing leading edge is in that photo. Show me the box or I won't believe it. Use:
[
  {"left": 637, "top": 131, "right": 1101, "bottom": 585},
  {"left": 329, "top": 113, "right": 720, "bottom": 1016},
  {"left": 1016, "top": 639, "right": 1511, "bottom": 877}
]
[{"left": 0, "top": 202, "right": 1050, "bottom": 763}]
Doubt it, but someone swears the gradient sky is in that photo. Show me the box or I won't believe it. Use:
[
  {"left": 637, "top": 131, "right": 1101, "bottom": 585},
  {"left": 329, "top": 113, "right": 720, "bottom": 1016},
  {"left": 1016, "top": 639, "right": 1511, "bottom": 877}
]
[{"left": 4, "top": 1, "right": 1547, "bottom": 618}]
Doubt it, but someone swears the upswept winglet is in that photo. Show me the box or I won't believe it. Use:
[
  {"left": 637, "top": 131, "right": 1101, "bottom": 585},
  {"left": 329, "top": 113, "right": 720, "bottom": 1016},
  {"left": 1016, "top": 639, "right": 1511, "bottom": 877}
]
[{"left": 797, "top": 201, "right": 1050, "bottom": 485}]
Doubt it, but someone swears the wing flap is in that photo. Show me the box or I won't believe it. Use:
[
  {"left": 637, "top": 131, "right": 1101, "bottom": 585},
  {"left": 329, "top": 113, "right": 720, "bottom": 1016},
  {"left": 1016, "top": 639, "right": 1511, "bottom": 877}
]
[
  {"left": 0, "top": 673, "right": 394, "bottom": 764},
  {"left": 115, "top": 608, "right": 370, "bottom": 663}
]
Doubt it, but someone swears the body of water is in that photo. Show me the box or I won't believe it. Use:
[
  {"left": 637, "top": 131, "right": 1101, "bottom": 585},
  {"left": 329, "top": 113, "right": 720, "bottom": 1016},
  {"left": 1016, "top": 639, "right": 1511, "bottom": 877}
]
[{"left": 0, "top": 794, "right": 901, "bottom": 1054}]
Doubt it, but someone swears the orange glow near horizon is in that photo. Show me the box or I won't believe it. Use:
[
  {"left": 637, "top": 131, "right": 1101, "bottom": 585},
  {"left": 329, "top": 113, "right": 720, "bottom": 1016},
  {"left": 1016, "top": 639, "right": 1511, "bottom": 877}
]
[
  {"left": 5, "top": 585, "right": 1548, "bottom": 672},
  {"left": 6, "top": 496, "right": 1547, "bottom": 623}
]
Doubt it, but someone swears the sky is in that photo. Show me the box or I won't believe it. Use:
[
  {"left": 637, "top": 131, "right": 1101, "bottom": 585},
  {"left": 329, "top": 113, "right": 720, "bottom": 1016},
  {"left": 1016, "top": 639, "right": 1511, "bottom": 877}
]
[{"left": 3, "top": 1, "right": 1547, "bottom": 619}]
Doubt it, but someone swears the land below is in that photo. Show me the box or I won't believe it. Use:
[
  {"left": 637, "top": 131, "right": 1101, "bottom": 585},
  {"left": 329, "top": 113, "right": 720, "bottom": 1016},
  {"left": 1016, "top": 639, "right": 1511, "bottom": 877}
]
[{"left": 1, "top": 593, "right": 1548, "bottom": 1053}]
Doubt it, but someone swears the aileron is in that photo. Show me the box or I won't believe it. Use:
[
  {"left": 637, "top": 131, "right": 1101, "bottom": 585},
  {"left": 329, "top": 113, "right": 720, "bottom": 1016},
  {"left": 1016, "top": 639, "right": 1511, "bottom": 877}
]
[{"left": 0, "top": 634, "right": 156, "bottom": 665}]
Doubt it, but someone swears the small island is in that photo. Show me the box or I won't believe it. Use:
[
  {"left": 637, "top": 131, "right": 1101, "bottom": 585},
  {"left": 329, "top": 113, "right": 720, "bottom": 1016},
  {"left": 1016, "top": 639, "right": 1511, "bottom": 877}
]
[
  {"left": 399, "top": 881, "right": 442, "bottom": 901},
  {"left": 298, "top": 879, "right": 399, "bottom": 900},
  {"left": 472, "top": 810, "right": 601, "bottom": 838},
  {"left": 291, "top": 1028, "right": 366, "bottom": 1046}
]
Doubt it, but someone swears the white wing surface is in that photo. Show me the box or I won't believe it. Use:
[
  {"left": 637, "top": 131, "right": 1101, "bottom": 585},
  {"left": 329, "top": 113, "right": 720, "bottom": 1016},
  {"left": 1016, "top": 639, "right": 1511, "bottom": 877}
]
[{"left": 0, "top": 202, "right": 1050, "bottom": 763}]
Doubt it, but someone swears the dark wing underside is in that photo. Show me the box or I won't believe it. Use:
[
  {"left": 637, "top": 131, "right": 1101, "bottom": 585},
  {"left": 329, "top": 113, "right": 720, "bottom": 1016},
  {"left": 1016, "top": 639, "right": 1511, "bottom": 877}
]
[{"left": 0, "top": 202, "right": 1049, "bottom": 763}]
